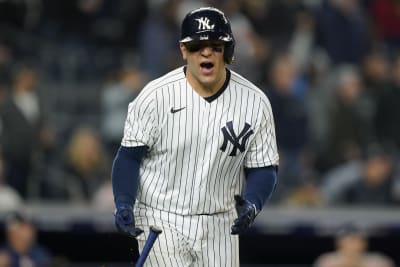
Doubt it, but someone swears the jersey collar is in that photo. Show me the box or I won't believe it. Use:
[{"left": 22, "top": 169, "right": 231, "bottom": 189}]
[{"left": 183, "top": 67, "right": 231, "bottom": 103}]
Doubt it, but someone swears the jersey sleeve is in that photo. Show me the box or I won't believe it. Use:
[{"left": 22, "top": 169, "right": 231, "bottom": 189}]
[
  {"left": 244, "top": 97, "right": 279, "bottom": 168},
  {"left": 121, "top": 90, "right": 158, "bottom": 148}
]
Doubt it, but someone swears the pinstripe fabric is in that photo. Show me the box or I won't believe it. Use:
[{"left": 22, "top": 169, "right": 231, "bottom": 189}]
[
  {"left": 122, "top": 66, "right": 279, "bottom": 266},
  {"left": 135, "top": 203, "right": 239, "bottom": 267}
]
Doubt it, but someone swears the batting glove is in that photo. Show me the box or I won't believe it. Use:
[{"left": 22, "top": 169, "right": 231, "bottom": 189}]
[
  {"left": 231, "top": 195, "right": 258, "bottom": 235},
  {"left": 115, "top": 204, "right": 143, "bottom": 238}
]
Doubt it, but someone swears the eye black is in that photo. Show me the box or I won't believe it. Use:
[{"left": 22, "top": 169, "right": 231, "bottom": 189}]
[
  {"left": 186, "top": 44, "right": 202, "bottom": 52},
  {"left": 185, "top": 42, "right": 224, "bottom": 53},
  {"left": 212, "top": 47, "right": 223, "bottom": 52}
]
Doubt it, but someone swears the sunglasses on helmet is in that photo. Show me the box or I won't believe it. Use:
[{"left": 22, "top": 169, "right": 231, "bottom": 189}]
[{"left": 184, "top": 41, "right": 224, "bottom": 53}]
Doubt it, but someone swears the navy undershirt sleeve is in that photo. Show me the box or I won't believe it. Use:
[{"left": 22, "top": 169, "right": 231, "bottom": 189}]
[
  {"left": 112, "top": 146, "right": 148, "bottom": 209},
  {"left": 243, "top": 166, "right": 278, "bottom": 211}
]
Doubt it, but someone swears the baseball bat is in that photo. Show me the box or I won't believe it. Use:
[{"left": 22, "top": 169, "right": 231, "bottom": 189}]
[{"left": 135, "top": 226, "right": 162, "bottom": 267}]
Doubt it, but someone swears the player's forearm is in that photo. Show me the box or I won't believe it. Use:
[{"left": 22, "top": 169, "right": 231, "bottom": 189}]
[
  {"left": 112, "top": 145, "right": 147, "bottom": 208},
  {"left": 243, "top": 166, "right": 278, "bottom": 211}
]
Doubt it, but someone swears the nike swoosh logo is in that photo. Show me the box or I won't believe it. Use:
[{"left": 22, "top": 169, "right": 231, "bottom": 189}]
[{"left": 170, "top": 107, "right": 186, "bottom": 113}]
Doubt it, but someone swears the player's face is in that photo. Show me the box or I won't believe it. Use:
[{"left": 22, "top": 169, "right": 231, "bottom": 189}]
[{"left": 180, "top": 40, "right": 226, "bottom": 93}]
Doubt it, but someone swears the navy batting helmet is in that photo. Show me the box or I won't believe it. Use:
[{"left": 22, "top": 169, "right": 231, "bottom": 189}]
[{"left": 180, "top": 7, "right": 235, "bottom": 64}]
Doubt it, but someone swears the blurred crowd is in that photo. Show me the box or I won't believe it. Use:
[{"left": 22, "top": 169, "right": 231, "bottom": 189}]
[
  {"left": 1, "top": 0, "right": 400, "bottom": 211},
  {"left": 0, "top": 212, "right": 53, "bottom": 267},
  {"left": 313, "top": 225, "right": 395, "bottom": 267}
]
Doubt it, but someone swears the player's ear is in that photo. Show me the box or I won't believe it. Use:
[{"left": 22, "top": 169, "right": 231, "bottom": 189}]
[{"left": 180, "top": 43, "right": 188, "bottom": 60}]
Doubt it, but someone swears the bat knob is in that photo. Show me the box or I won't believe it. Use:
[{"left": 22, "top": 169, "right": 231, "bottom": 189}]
[{"left": 150, "top": 226, "right": 162, "bottom": 234}]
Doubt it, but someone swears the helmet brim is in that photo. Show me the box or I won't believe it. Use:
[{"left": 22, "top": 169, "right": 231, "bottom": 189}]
[{"left": 180, "top": 31, "right": 233, "bottom": 43}]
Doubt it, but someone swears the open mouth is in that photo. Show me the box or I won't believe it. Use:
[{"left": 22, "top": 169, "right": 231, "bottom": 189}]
[
  {"left": 200, "top": 62, "right": 214, "bottom": 72},
  {"left": 200, "top": 62, "right": 214, "bottom": 69}
]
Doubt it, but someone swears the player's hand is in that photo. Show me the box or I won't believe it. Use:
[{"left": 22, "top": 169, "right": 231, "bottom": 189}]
[
  {"left": 115, "top": 204, "right": 143, "bottom": 238},
  {"left": 231, "top": 195, "right": 258, "bottom": 235}
]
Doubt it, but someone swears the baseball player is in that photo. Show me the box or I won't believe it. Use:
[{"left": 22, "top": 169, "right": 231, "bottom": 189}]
[{"left": 112, "top": 7, "right": 279, "bottom": 266}]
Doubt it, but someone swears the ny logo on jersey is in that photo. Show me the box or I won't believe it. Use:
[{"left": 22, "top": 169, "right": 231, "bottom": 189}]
[
  {"left": 195, "top": 17, "right": 215, "bottom": 31},
  {"left": 220, "top": 121, "right": 254, "bottom": 156}
]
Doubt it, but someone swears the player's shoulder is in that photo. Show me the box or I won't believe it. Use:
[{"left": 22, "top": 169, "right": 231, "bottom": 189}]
[
  {"left": 132, "top": 67, "right": 185, "bottom": 104},
  {"left": 229, "top": 69, "right": 271, "bottom": 103},
  {"left": 143, "top": 67, "right": 185, "bottom": 93}
]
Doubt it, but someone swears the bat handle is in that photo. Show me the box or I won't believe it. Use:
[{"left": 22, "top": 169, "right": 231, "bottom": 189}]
[{"left": 135, "top": 226, "right": 162, "bottom": 267}]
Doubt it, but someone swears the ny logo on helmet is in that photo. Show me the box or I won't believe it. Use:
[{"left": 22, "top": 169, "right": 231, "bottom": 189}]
[
  {"left": 195, "top": 17, "right": 215, "bottom": 31},
  {"left": 220, "top": 121, "right": 254, "bottom": 156}
]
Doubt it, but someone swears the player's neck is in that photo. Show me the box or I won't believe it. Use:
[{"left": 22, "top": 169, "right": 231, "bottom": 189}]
[{"left": 186, "top": 68, "right": 227, "bottom": 98}]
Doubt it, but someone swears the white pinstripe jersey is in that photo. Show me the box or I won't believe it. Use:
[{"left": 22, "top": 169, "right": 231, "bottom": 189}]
[{"left": 122, "top": 66, "right": 279, "bottom": 215}]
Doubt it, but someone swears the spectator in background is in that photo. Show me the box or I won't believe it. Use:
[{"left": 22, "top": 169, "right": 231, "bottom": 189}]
[
  {"left": 38, "top": 0, "right": 147, "bottom": 82},
  {"left": 314, "top": 225, "right": 395, "bottom": 267},
  {"left": 359, "top": 47, "right": 391, "bottom": 133},
  {"left": 40, "top": 0, "right": 148, "bottom": 47},
  {"left": 289, "top": 7, "right": 315, "bottom": 75},
  {"left": 240, "top": 0, "right": 312, "bottom": 83},
  {"left": 0, "top": 63, "right": 55, "bottom": 199},
  {"left": 1, "top": 212, "right": 52, "bottom": 267},
  {"left": 241, "top": 0, "right": 304, "bottom": 49},
  {"left": 305, "top": 48, "right": 333, "bottom": 158},
  {"left": 374, "top": 54, "right": 400, "bottom": 151},
  {"left": 319, "top": 154, "right": 364, "bottom": 206},
  {"left": 315, "top": 0, "right": 370, "bottom": 65},
  {"left": 320, "top": 65, "right": 371, "bottom": 171},
  {"left": 361, "top": 47, "right": 391, "bottom": 100},
  {"left": 219, "top": 0, "right": 269, "bottom": 83},
  {"left": 326, "top": 144, "right": 399, "bottom": 206},
  {"left": 284, "top": 179, "right": 323, "bottom": 207},
  {"left": 100, "top": 65, "right": 145, "bottom": 157},
  {"left": 96, "top": 65, "right": 147, "bottom": 210},
  {"left": 265, "top": 52, "right": 310, "bottom": 200},
  {"left": 62, "top": 126, "right": 110, "bottom": 202},
  {"left": 138, "top": 0, "right": 183, "bottom": 79}
]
